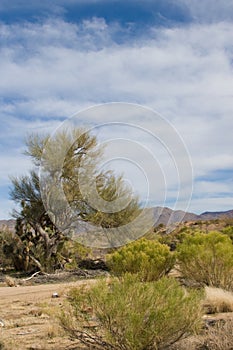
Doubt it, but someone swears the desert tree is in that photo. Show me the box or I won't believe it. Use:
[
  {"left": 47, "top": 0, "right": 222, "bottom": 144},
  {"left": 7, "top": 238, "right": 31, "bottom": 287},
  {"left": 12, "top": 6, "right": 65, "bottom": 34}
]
[{"left": 9, "top": 128, "right": 140, "bottom": 272}]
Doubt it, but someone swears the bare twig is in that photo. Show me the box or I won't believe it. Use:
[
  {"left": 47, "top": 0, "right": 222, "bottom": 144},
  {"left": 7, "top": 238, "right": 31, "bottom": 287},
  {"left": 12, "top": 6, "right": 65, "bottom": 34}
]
[{"left": 22, "top": 271, "right": 41, "bottom": 282}]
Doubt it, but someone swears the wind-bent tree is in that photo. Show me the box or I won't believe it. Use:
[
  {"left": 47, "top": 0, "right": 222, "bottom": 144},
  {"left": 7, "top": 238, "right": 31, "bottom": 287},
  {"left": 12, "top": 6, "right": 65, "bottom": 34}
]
[{"left": 9, "top": 128, "right": 140, "bottom": 272}]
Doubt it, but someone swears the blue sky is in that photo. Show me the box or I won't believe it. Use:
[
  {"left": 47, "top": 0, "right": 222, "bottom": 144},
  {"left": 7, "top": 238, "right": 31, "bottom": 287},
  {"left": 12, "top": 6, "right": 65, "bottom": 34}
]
[
  {"left": 0, "top": 0, "right": 190, "bottom": 26},
  {"left": 0, "top": 0, "right": 233, "bottom": 218}
]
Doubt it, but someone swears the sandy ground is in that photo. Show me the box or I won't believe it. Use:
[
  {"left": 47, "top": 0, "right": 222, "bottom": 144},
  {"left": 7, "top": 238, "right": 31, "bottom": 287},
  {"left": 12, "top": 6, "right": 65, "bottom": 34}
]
[{"left": 0, "top": 281, "right": 92, "bottom": 350}]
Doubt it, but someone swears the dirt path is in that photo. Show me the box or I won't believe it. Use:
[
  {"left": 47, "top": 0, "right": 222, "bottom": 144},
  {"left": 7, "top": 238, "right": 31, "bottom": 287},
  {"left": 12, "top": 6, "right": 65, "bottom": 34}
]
[{"left": 0, "top": 281, "right": 92, "bottom": 349}]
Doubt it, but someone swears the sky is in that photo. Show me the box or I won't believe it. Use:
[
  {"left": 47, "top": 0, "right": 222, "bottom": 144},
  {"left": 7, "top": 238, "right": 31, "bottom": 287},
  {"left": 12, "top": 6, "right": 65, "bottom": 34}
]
[{"left": 0, "top": 0, "right": 233, "bottom": 219}]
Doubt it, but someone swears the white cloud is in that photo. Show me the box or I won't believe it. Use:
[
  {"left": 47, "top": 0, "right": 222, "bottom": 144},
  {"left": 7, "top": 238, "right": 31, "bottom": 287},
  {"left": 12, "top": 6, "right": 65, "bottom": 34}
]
[
  {"left": 178, "top": 0, "right": 233, "bottom": 23},
  {"left": 0, "top": 18, "right": 233, "bottom": 217}
]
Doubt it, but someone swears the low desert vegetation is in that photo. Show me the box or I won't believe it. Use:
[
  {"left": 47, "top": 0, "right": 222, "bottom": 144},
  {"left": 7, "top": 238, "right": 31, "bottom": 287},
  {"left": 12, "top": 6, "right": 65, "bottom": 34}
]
[
  {"left": 1, "top": 227, "right": 233, "bottom": 350},
  {"left": 221, "top": 224, "right": 233, "bottom": 242},
  {"left": 106, "top": 238, "right": 175, "bottom": 281},
  {"left": 60, "top": 274, "right": 203, "bottom": 350},
  {"left": 0, "top": 228, "right": 14, "bottom": 268},
  {"left": 176, "top": 231, "right": 233, "bottom": 290},
  {"left": 204, "top": 286, "right": 233, "bottom": 313},
  {"left": 0, "top": 226, "right": 90, "bottom": 273}
]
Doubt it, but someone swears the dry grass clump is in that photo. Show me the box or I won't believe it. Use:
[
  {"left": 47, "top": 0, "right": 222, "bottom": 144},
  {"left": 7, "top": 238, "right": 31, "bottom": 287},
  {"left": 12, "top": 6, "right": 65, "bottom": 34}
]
[
  {"left": 46, "top": 323, "right": 61, "bottom": 339},
  {"left": 204, "top": 286, "right": 233, "bottom": 313}
]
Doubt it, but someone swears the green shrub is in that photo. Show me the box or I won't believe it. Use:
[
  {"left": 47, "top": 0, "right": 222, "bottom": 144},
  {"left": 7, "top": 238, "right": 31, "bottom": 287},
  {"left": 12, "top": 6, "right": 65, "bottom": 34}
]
[
  {"left": 221, "top": 225, "right": 233, "bottom": 242},
  {"left": 61, "top": 274, "right": 203, "bottom": 350},
  {"left": 0, "top": 229, "right": 15, "bottom": 268},
  {"left": 62, "top": 240, "right": 90, "bottom": 270},
  {"left": 177, "top": 231, "right": 233, "bottom": 290},
  {"left": 106, "top": 238, "right": 175, "bottom": 281}
]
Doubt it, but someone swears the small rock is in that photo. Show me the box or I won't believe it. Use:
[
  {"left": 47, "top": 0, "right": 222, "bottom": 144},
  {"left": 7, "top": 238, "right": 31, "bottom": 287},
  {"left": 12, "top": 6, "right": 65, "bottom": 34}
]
[
  {"left": 51, "top": 292, "right": 59, "bottom": 298},
  {"left": 0, "top": 319, "right": 5, "bottom": 327}
]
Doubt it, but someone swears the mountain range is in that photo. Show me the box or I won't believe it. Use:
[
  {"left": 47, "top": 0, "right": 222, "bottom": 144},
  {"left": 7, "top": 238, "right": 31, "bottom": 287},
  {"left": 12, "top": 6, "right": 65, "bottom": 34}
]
[
  {"left": 152, "top": 207, "right": 233, "bottom": 226},
  {"left": 0, "top": 208, "right": 233, "bottom": 232}
]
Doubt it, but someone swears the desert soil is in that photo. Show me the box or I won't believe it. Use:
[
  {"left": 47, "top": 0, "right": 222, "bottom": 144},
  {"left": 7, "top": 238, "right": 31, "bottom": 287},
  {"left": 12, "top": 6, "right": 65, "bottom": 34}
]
[{"left": 0, "top": 281, "right": 92, "bottom": 349}]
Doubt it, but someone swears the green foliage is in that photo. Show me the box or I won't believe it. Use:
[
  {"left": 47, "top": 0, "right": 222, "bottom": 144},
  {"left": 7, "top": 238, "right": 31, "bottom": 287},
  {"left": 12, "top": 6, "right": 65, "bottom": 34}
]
[
  {"left": 157, "top": 231, "right": 188, "bottom": 250},
  {"left": 0, "top": 229, "right": 14, "bottom": 268},
  {"left": 221, "top": 225, "right": 233, "bottom": 242},
  {"left": 9, "top": 129, "right": 140, "bottom": 271},
  {"left": 106, "top": 238, "right": 175, "bottom": 281},
  {"left": 62, "top": 240, "right": 90, "bottom": 270},
  {"left": 177, "top": 231, "right": 233, "bottom": 290},
  {"left": 2, "top": 218, "right": 70, "bottom": 272},
  {"left": 156, "top": 226, "right": 206, "bottom": 252},
  {"left": 1, "top": 227, "right": 89, "bottom": 273},
  {"left": 23, "top": 129, "right": 139, "bottom": 231},
  {"left": 61, "top": 274, "right": 203, "bottom": 350}
]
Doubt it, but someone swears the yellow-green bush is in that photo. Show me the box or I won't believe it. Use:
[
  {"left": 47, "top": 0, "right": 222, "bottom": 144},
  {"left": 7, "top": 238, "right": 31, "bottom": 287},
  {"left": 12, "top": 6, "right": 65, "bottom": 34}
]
[
  {"left": 221, "top": 225, "right": 233, "bottom": 242},
  {"left": 106, "top": 238, "right": 175, "bottom": 281},
  {"left": 177, "top": 231, "right": 233, "bottom": 290},
  {"left": 61, "top": 274, "right": 203, "bottom": 350}
]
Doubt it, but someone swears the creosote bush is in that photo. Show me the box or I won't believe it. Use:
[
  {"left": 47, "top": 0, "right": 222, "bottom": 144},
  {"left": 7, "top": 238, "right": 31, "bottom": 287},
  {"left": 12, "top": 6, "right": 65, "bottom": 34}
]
[
  {"left": 106, "top": 238, "right": 175, "bottom": 281},
  {"left": 177, "top": 231, "right": 233, "bottom": 290},
  {"left": 60, "top": 274, "right": 203, "bottom": 350}
]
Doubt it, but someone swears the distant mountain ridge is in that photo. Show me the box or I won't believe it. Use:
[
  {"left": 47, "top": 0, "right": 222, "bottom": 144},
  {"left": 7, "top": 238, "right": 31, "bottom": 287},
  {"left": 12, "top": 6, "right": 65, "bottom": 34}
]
[
  {"left": 199, "top": 210, "right": 233, "bottom": 221},
  {"left": 152, "top": 207, "right": 233, "bottom": 226},
  {"left": 0, "top": 208, "right": 233, "bottom": 232},
  {"left": 0, "top": 219, "right": 16, "bottom": 232}
]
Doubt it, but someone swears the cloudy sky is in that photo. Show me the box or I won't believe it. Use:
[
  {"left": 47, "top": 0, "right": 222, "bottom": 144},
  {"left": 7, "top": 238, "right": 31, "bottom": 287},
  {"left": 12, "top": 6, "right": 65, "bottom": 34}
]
[{"left": 0, "top": 0, "right": 233, "bottom": 219}]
